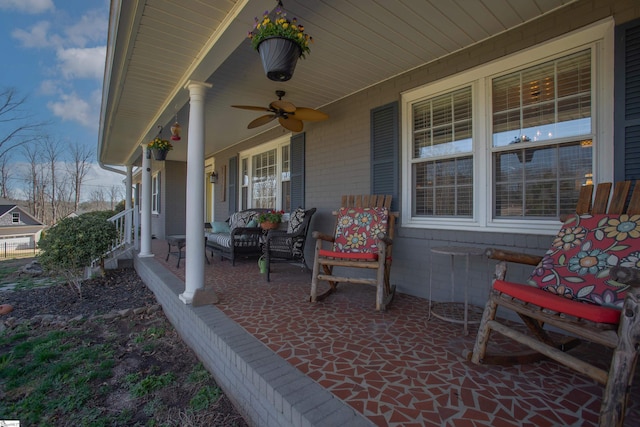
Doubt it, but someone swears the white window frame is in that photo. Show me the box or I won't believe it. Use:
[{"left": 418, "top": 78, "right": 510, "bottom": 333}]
[
  {"left": 239, "top": 134, "right": 291, "bottom": 210},
  {"left": 401, "top": 19, "right": 614, "bottom": 235},
  {"left": 12, "top": 212, "right": 19, "bottom": 223},
  {"left": 151, "top": 172, "right": 160, "bottom": 214}
]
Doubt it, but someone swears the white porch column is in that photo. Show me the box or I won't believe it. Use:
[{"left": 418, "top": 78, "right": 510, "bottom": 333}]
[
  {"left": 125, "top": 165, "right": 133, "bottom": 244},
  {"left": 139, "top": 144, "right": 153, "bottom": 257},
  {"left": 180, "top": 80, "right": 214, "bottom": 304}
]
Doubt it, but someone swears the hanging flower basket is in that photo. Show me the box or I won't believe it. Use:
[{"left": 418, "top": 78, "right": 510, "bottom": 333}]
[
  {"left": 152, "top": 148, "right": 169, "bottom": 161},
  {"left": 249, "top": 3, "right": 312, "bottom": 82},
  {"left": 147, "top": 136, "right": 173, "bottom": 161},
  {"left": 258, "top": 36, "right": 302, "bottom": 81}
]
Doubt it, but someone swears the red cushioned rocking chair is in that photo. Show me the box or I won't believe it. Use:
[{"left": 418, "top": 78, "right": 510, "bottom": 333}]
[
  {"left": 309, "top": 195, "right": 397, "bottom": 311},
  {"left": 469, "top": 181, "right": 640, "bottom": 427}
]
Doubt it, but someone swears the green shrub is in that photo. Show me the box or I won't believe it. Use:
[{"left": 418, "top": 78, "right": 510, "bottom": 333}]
[{"left": 37, "top": 211, "right": 118, "bottom": 295}]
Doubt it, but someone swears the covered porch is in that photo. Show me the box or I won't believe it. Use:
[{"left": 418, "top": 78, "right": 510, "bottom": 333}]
[{"left": 134, "top": 238, "right": 640, "bottom": 426}]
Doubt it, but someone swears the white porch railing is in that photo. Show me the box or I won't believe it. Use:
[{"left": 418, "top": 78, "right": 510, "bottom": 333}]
[{"left": 108, "top": 207, "right": 135, "bottom": 253}]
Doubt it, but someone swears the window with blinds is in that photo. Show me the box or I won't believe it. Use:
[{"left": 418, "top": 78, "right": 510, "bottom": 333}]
[
  {"left": 151, "top": 172, "right": 160, "bottom": 214},
  {"left": 239, "top": 136, "right": 290, "bottom": 210},
  {"left": 411, "top": 86, "right": 473, "bottom": 217},
  {"left": 492, "top": 49, "right": 593, "bottom": 219},
  {"left": 281, "top": 145, "right": 291, "bottom": 212},
  {"left": 252, "top": 149, "right": 277, "bottom": 208}
]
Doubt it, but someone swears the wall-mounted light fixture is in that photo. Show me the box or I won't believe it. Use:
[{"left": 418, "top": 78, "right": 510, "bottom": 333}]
[{"left": 209, "top": 171, "right": 219, "bottom": 184}]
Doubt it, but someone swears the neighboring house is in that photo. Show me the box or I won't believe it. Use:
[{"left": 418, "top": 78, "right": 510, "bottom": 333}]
[
  {"left": 0, "top": 200, "right": 45, "bottom": 249},
  {"left": 99, "top": 0, "right": 640, "bottom": 306}
]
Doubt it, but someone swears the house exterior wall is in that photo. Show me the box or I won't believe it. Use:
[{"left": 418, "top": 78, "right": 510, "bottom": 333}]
[
  {"left": 208, "top": 0, "right": 639, "bottom": 308},
  {"left": 142, "top": 159, "right": 188, "bottom": 240},
  {"left": 164, "top": 161, "right": 187, "bottom": 236}
]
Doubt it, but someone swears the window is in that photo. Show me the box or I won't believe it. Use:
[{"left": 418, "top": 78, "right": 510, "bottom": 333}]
[
  {"left": 493, "top": 50, "right": 593, "bottom": 219},
  {"left": 239, "top": 136, "right": 290, "bottom": 211},
  {"left": 12, "top": 212, "right": 19, "bottom": 223},
  {"left": 402, "top": 20, "right": 613, "bottom": 234},
  {"left": 412, "top": 87, "right": 473, "bottom": 217},
  {"left": 152, "top": 172, "right": 160, "bottom": 214}
]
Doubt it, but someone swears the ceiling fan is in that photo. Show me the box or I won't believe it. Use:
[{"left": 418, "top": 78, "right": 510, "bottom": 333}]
[{"left": 232, "top": 90, "right": 328, "bottom": 132}]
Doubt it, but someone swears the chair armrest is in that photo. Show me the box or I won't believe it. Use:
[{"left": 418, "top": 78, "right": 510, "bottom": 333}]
[
  {"left": 312, "top": 231, "right": 335, "bottom": 242},
  {"left": 485, "top": 248, "right": 543, "bottom": 266},
  {"left": 610, "top": 266, "right": 640, "bottom": 288},
  {"left": 377, "top": 232, "right": 393, "bottom": 246}
]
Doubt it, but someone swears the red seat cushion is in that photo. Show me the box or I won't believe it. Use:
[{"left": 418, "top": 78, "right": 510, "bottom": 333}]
[
  {"left": 527, "top": 213, "right": 640, "bottom": 309},
  {"left": 494, "top": 280, "right": 621, "bottom": 324},
  {"left": 318, "top": 249, "right": 378, "bottom": 261}
]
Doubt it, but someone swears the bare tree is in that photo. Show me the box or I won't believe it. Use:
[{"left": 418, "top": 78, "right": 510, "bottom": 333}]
[
  {"left": 22, "top": 142, "right": 45, "bottom": 220},
  {"left": 0, "top": 156, "right": 13, "bottom": 199},
  {"left": 68, "top": 143, "right": 93, "bottom": 213},
  {"left": 108, "top": 185, "right": 121, "bottom": 210},
  {"left": 43, "top": 137, "right": 62, "bottom": 223},
  {"left": 0, "top": 87, "right": 47, "bottom": 162}
]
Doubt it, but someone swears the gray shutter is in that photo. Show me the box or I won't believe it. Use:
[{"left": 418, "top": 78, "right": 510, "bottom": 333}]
[
  {"left": 228, "top": 156, "right": 238, "bottom": 216},
  {"left": 371, "top": 102, "right": 399, "bottom": 211},
  {"left": 614, "top": 18, "right": 640, "bottom": 181},
  {"left": 290, "top": 133, "right": 305, "bottom": 209}
]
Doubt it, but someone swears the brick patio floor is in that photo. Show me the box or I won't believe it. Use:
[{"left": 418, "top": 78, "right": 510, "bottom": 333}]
[{"left": 154, "top": 239, "right": 640, "bottom": 426}]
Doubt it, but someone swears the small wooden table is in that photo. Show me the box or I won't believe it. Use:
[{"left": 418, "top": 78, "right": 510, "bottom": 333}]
[{"left": 428, "top": 246, "right": 486, "bottom": 335}]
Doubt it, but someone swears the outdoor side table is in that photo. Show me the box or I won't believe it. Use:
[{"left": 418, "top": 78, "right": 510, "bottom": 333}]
[
  {"left": 166, "top": 235, "right": 186, "bottom": 268},
  {"left": 428, "top": 246, "right": 486, "bottom": 335}
]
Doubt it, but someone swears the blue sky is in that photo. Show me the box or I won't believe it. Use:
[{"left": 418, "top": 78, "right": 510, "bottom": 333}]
[{"left": 0, "top": 0, "right": 123, "bottom": 201}]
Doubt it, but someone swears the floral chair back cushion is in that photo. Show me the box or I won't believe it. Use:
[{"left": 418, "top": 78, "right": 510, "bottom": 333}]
[
  {"left": 527, "top": 213, "right": 640, "bottom": 308},
  {"left": 332, "top": 207, "right": 389, "bottom": 254}
]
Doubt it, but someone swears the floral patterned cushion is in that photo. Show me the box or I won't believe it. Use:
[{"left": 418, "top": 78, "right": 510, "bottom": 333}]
[
  {"left": 527, "top": 213, "right": 640, "bottom": 308},
  {"left": 331, "top": 207, "right": 389, "bottom": 254}
]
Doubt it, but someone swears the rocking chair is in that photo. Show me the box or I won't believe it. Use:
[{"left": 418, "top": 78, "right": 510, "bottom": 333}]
[
  {"left": 470, "top": 181, "right": 640, "bottom": 426},
  {"left": 310, "top": 195, "right": 396, "bottom": 311}
]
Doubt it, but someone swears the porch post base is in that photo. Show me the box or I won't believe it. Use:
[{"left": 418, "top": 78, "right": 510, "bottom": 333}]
[
  {"left": 192, "top": 287, "right": 220, "bottom": 306},
  {"left": 179, "top": 291, "right": 195, "bottom": 304}
]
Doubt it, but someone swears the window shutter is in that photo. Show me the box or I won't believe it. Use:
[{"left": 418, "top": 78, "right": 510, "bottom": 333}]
[
  {"left": 615, "top": 18, "right": 640, "bottom": 181},
  {"left": 228, "top": 156, "right": 238, "bottom": 216},
  {"left": 371, "top": 102, "right": 399, "bottom": 211},
  {"left": 290, "top": 133, "right": 305, "bottom": 209}
]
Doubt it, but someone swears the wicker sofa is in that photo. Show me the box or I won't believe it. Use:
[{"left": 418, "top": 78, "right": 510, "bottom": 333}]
[{"left": 205, "top": 208, "right": 270, "bottom": 265}]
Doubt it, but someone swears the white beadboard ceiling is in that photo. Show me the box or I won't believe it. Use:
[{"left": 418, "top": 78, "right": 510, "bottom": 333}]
[{"left": 99, "top": 0, "right": 576, "bottom": 166}]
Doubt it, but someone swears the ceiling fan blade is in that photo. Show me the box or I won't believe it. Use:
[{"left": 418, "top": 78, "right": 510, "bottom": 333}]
[
  {"left": 232, "top": 105, "right": 270, "bottom": 112},
  {"left": 278, "top": 116, "right": 304, "bottom": 132},
  {"left": 248, "top": 114, "right": 277, "bottom": 129},
  {"left": 270, "top": 100, "right": 296, "bottom": 113},
  {"left": 292, "top": 107, "right": 329, "bottom": 121}
]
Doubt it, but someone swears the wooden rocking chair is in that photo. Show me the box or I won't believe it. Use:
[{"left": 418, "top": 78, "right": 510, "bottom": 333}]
[
  {"left": 309, "top": 195, "right": 397, "bottom": 311},
  {"left": 470, "top": 181, "right": 640, "bottom": 426}
]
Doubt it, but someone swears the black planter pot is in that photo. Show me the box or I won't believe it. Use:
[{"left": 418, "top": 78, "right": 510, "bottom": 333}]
[
  {"left": 257, "top": 37, "right": 302, "bottom": 82},
  {"left": 152, "top": 148, "right": 168, "bottom": 161}
]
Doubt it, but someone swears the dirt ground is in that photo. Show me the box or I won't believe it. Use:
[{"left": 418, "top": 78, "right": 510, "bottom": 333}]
[{"left": 0, "top": 258, "right": 249, "bottom": 426}]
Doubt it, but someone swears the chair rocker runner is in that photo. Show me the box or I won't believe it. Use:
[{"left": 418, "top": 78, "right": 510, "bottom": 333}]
[
  {"left": 469, "top": 181, "right": 640, "bottom": 427},
  {"left": 310, "top": 195, "right": 397, "bottom": 311}
]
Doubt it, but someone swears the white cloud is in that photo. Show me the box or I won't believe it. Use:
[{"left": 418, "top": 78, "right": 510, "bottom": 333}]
[
  {"left": 57, "top": 46, "right": 106, "bottom": 80},
  {"left": 64, "top": 9, "right": 108, "bottom": 47},
  {"left": 47, "top": 92, "right": 95, "bottom": 128},
  {"left": 11, "top": 21, "right": 56, "bottom": 48},
  {"left": 39, "top": 79, "right": 59, "bottom": 95},
  {"left": 0, "top": 0, "right": 54, "bottom": 14}
]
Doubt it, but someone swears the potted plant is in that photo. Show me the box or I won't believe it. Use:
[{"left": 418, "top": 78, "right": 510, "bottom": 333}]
[
  {"left": 147, "top": 137, "right": 173, "bottom": 161},
  {"left": 258, "top": 210, "right": 285, "bottom": 230},
  {"left": 248, "top": 3, "right": 312, "bottom": 81}
]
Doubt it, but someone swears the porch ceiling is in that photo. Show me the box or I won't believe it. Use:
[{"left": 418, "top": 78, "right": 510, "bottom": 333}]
[{"left": 99, "top": 0, "right": 576, "bottom": 166}]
